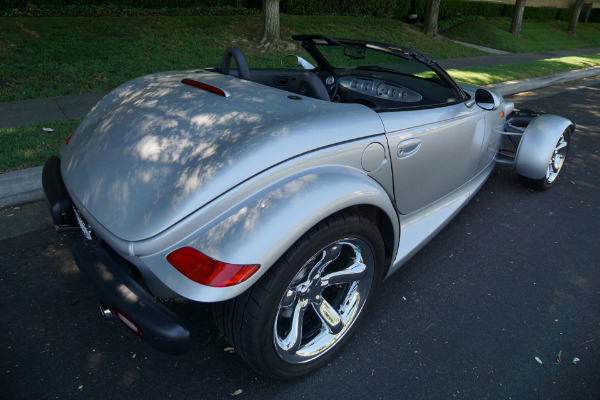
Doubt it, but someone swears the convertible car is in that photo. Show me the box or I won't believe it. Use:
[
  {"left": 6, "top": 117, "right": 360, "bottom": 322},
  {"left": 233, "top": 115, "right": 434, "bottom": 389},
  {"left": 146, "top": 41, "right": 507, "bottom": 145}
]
[{"left": 42, "top": 34, "right": 573, "bottom": 378}]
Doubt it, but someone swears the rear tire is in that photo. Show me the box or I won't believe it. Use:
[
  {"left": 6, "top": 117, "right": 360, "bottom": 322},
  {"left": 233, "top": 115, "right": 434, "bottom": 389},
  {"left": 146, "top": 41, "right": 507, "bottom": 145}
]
[
  {"left": 213, "top": 210, "right": 384, "bottom": 379},
  {"left": 519, "top": 128, "right": 570, "bottom": 190}
]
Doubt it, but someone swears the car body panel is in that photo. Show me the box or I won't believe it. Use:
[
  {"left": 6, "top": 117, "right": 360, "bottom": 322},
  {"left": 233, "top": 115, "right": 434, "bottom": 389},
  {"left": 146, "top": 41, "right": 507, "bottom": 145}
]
[
  {"left": 379, "top": 102, "right": 487, "bottom": 214},
  {"left": 61, "top": 70, "right": 385, "bottom": 242},
  {"left": 140, "top": 164, "right": 399, "bottom": 301},
  {"left": 389, "top": 159, "right": 495, "bottom": 277}
]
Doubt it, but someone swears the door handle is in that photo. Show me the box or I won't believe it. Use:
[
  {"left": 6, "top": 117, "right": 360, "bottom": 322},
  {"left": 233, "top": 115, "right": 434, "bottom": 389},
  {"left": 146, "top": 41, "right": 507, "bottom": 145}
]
[{"left": 397, "top": 138, "right": 421, "bottom": 159}]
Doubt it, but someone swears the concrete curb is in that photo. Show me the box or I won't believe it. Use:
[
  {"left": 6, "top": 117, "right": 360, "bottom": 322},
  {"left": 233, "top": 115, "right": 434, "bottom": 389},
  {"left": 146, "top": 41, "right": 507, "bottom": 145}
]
[
  {"left": 0, "top": 166, "right": 43, "bottom": 207},
  {"left": 1, "top": 67, "right": 599, "bottom": 208}
]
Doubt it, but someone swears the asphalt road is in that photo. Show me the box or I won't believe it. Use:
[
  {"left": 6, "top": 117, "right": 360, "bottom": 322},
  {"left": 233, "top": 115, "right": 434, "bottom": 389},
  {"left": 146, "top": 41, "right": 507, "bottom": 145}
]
[{"left": 1, "top": 80, "right": 599, "bottom": 400}]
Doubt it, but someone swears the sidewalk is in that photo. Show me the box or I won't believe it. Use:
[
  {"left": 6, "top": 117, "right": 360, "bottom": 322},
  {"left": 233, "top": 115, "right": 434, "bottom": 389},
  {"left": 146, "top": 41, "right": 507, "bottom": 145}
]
[
  {"left": 2, "top": 47, "right": 600, "bottom": 208},
  {"left": 437, "top": 46, "right": 600, "bottom": 70}
]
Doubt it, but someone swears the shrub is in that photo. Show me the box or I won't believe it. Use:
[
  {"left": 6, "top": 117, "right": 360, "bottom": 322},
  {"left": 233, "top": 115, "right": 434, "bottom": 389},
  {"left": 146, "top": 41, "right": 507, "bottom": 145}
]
[{"left": 280, "top": 0, "right": 396, "bottom": 17}]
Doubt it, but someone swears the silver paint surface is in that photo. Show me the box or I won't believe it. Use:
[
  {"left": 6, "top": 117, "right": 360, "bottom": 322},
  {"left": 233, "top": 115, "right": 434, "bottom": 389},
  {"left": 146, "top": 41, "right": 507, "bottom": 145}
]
[{"left": 61, "top": 70, "right": 384, "bottom": 242}]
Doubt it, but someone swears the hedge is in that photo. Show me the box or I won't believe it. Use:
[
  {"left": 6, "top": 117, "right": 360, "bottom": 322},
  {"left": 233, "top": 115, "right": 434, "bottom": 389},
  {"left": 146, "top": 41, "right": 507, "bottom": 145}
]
[
  {"left": 280, "top": 0, "right": 396, "bottom": 17},
  {"left": 0, "top": 0, "right": 581, "bottom": 22},
  {"left": 0, "top": 0, "right": 236, "bottom": 7}
]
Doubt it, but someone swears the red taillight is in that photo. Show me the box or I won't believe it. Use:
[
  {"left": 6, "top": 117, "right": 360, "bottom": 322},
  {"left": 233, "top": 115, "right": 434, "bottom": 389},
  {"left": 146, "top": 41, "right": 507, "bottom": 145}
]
[
  {"left": 166, "top": 247, "right": 260, "bottom": 287},
  {"left": 181, "top": 79, "right": 230, "bottom": 97},
  {"left": 65, "top": 131, "right": 74, "bottom": 145},
  {"left": 113, "top": 308, "right": 143, "bottom": 337}
]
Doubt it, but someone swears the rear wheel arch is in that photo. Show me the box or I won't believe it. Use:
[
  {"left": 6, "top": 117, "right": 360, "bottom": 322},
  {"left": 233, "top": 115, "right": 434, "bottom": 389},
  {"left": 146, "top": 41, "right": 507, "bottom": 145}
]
[{"left": 347, "top": 204, "right": 396, "bottom": 276}]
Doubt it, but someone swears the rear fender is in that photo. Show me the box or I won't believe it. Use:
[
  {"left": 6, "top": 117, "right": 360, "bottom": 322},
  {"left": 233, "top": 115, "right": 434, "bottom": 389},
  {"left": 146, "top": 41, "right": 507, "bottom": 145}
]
[
  {"left": 141, "top": 167, "right": 399, "bottom": 302},
  {"left": 515, "top": 114, "right": 574, "bottom": 180}
]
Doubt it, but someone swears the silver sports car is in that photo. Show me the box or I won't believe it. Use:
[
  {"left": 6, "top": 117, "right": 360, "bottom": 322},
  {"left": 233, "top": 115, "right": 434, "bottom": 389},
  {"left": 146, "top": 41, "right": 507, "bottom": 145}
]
[{"left": 42, "top": 34, "right": 573, "bottom": 378}]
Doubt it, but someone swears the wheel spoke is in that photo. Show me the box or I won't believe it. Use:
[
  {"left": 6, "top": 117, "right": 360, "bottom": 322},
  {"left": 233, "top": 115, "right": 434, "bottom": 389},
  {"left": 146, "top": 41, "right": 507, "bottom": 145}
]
[
  {"left": 313, "top": 245, "right": 342, "bottom": 273},
  {"left": 322, "top": 260, "right": 366, "bottom": 286},
  {"left": 314, "top": 299, "right": 343, "bottom": 335},
  {"left": 553, "top": 154, "right": 565, "bottom": 170},
  {"left": 279, "top": 300, "right": 308, "bottom": 354},
  {"left": 555, "top": 139, "right": 568, "bottom": 151},
  {"left": 280, "top": 288, "right": 297, "bottom": 309}
]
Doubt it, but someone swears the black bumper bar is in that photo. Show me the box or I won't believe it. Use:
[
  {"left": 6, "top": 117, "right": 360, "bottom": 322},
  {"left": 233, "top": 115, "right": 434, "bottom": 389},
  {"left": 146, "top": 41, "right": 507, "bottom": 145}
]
[
  {"left": 73, "top": 240, "right": 192, "bottom": 355},
  {"left": 42, "top": 156, "right": 77, "bottom": 228},
  {"left": 42, "top": 156, "right": 192, "bottom": 355}
]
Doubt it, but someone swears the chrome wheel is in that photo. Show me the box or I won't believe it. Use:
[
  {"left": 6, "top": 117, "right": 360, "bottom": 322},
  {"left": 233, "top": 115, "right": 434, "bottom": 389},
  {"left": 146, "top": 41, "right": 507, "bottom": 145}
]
[
  {"left": 545, "top": 133, "right": 568, "bottom": 184},
  {"left": 273, "top": 238, "right": 374, "bottom": 364},
  {"left": 214, "top": 212, "right": 384, "bottom": 378}
]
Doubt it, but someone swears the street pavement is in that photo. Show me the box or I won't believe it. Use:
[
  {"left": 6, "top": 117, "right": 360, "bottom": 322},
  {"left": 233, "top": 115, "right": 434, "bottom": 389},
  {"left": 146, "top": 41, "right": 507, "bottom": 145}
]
[{"left": 0, "top": 76, "right": 599, "bottom": 400}]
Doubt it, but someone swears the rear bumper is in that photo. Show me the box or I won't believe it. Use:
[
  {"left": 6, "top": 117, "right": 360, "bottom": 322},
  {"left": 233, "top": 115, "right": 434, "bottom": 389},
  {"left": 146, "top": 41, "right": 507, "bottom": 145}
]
[
  {"left": 73, "top": 241, "right": 192, "bottom": 355},
  {"left": 41, "top": 156, "right": 192, "bottom": 355}
]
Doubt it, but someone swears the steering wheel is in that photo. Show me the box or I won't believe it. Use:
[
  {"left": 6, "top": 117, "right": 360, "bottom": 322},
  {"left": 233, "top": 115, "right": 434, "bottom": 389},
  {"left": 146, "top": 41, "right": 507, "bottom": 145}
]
[
  {"left": 221, "top": 46, "right": 250, "bottom": 80},
  {"left": 312, "top": 66, "right": 338, "bottom": 100},
  {"left": 290, "top": 72, "right": 330, "bottom": 101}
]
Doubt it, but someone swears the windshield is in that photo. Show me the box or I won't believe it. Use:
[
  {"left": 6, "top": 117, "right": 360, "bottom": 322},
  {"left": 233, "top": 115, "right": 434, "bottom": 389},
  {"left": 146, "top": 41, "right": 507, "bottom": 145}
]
[
  {"left": 313, "top": 42, "right": 453, "bottom": 87},
  {"left": 292, "top": 36, "right": 466, "bottom": 109}
]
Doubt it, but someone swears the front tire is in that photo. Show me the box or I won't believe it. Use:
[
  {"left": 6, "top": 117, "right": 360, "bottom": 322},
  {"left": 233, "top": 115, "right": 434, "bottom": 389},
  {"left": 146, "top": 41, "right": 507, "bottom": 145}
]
[
  {"left": 214, "top": 211, "right": 385, "bottom": 379},
  {"left": 519, "top": 128, "right": 570, "bottom": 190}
]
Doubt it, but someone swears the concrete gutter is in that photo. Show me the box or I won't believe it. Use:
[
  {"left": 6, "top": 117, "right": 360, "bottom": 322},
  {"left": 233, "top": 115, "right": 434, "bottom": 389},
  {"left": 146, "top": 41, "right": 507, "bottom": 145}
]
[{"left": 1, "top": 67, "right": 600, "bottom": 208}]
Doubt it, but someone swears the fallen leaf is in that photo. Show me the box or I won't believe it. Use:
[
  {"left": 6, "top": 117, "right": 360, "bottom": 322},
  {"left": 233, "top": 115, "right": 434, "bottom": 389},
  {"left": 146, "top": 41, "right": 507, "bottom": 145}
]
[
  {"left": 535, "top": 357, "right": 543, "bottom": 364},
  {"left": 232, "top": 389, "right": 243, "bottom": 396},
  {"left": 78, "top": 385, "right": 83, "bottom": 390}
]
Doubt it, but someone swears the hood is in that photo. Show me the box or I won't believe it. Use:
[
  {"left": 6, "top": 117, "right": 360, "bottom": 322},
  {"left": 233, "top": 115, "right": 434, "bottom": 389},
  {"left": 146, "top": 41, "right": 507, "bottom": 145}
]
[{"left": 61, "top": 70, "right": 384, "bottom": 241}]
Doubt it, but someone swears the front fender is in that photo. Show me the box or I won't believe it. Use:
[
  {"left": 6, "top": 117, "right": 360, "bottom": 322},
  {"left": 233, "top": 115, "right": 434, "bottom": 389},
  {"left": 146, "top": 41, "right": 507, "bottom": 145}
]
[
  {"left": 142, "top": 167, "right": 399, "bottom": 302},
  {"left": 515, "top": 114, "right": 574, "bottom": 180}
]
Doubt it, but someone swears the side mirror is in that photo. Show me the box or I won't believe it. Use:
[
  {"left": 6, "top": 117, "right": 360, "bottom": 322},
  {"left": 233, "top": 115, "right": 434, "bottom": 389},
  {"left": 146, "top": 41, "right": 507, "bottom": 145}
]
[
  {"left": 344, "top": 45, "right": 366, "bottom": 60},
  {"left": 281, "top": 54, "right": 315, "bottom": 69},
  {"left": 475, "top": 88, "right": 501, "bottom": 111}
]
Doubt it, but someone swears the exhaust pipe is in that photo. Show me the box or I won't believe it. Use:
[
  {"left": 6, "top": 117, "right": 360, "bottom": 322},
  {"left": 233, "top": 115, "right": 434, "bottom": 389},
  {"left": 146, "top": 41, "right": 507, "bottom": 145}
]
[{"left": 98, "top": 301, "right": 115, "bottom": 319}]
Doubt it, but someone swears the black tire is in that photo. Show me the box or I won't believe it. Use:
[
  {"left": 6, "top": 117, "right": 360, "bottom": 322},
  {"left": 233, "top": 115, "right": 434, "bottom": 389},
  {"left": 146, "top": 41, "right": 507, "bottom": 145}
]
[
  {"left": 519, "top": 128, "right": 571, "bottom": 191},
  {"left": 213, "top": 210, "right": 385, "bottom": 379}
]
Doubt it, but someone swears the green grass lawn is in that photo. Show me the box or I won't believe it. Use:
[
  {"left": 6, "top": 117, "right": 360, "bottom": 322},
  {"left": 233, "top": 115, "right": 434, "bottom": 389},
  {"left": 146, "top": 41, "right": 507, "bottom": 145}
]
[
  {"left": 0, "top": 15, "right": 485, "bottom": 103},
  {"left": 449, "top": 53, "right": 600, "bottom": 85},
  {"left": 0, "top": 119, "right": 81, "bottom": 173},
  {"left": 445, "top": 19, "right": 600, "bottom": 53}
]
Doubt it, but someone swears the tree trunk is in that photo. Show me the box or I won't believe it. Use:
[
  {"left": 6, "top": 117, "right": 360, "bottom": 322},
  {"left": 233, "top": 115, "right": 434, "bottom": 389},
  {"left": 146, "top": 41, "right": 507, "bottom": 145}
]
[
  {"left": 261, "top": 0, "right": 280, "bottom": 44},
  {"left": 424, "top": 0, "right": 441, "bottom": 37},
  {"left": 568, "top": 0, "right": 585, "bottom": 36},
  {"left": 510, "top": 0, "right": 527, "bottom": 37}
]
